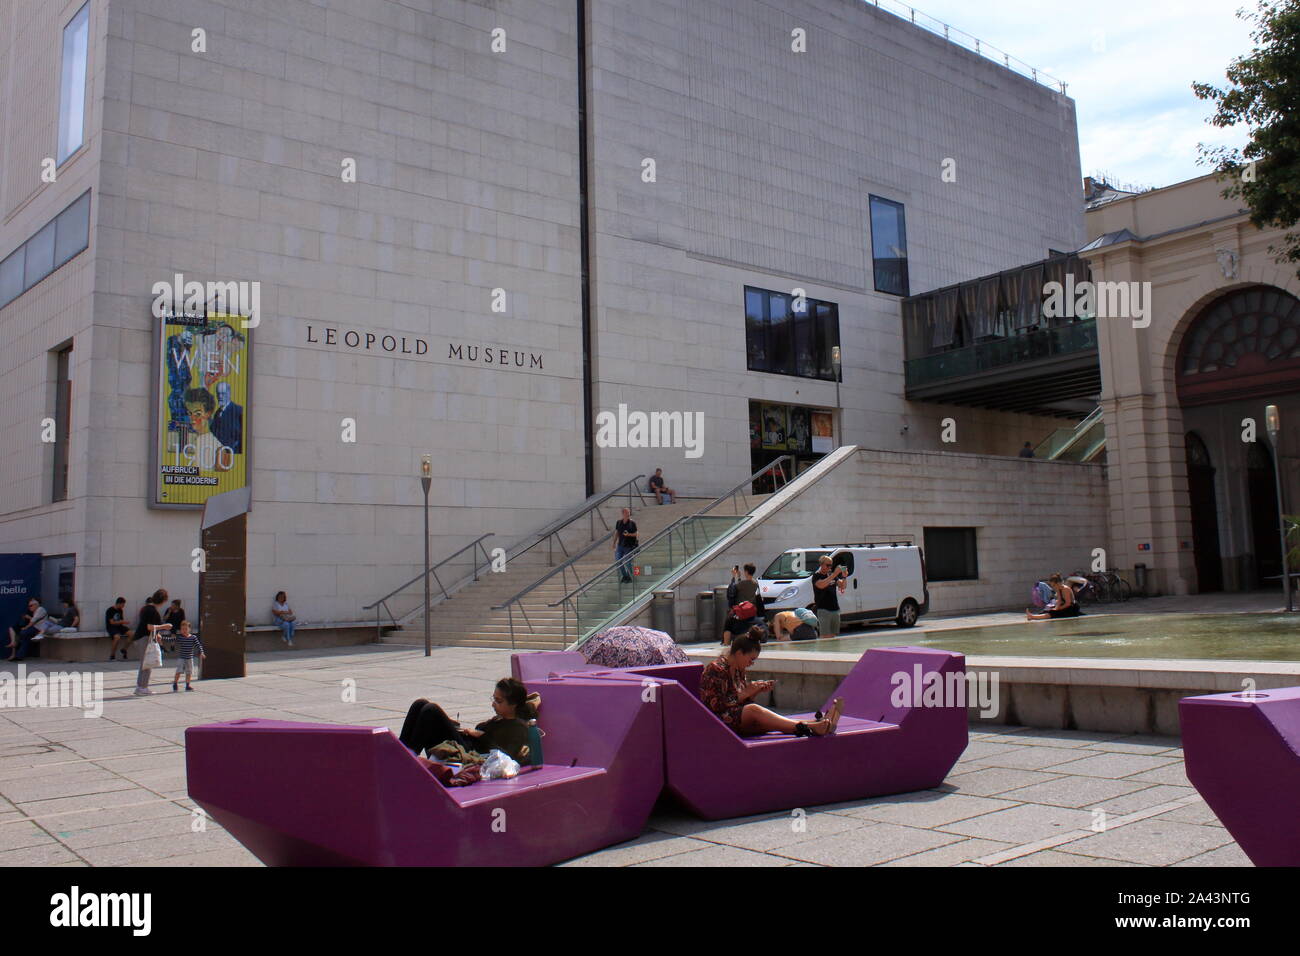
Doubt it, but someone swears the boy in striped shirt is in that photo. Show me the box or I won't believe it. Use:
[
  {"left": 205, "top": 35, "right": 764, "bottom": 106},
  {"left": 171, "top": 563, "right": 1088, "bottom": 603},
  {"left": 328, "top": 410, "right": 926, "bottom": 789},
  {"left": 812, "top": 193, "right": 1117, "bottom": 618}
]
[{"left": 171, "top": 620, "right": 205, "bottom": 692}]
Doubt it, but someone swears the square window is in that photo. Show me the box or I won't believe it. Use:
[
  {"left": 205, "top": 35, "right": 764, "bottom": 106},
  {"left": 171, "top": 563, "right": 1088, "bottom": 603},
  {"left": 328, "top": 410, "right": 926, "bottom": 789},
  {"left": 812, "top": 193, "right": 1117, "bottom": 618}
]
[{"left": 923, "top": 527, "right": 978, "bottom": 581}]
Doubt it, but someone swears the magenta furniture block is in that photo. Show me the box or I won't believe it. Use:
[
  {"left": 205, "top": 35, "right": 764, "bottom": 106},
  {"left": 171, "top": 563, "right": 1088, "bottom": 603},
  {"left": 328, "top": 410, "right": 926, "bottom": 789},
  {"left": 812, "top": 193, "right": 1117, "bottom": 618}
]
[
  {"left": 1180, "top": 687, "right": 1300, "bottom": 867},
  {"left": 511, "top": 650, "right": 598, "bottom": 683},
  {"left": 516, "top": 646, "right": 968, "bottom": 820},
  {"left": 186, "top": 677, "right": 663, "bottom": 866}
]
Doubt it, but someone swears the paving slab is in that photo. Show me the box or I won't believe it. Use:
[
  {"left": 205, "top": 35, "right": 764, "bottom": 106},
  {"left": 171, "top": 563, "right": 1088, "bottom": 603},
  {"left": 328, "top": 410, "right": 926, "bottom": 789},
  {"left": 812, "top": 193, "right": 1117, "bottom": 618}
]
[
  {"left": 939, "top": 803, "right": 1098, "bottom": 844},
  {"left": 773, "top": 822, "right": 964, "bottom": 866},
  {"left": 1056, "top": 819, "right": 1234, "bottom": 866}
]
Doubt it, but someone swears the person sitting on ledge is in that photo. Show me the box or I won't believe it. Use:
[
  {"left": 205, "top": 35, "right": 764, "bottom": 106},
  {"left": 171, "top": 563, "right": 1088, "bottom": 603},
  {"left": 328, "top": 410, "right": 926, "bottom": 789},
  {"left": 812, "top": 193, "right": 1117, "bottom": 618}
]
[
  {"left": 1025, "top": 573, "right": 1082, "bottom": 621},
  {"left": 699, "top": 630, "right": 842, "bottom": 737},
  {"left": 271, "top": 591, "right": 296, "bottom": 646},
  {"left": 399, "top": 677, "right": 539, "bottom": 763}
]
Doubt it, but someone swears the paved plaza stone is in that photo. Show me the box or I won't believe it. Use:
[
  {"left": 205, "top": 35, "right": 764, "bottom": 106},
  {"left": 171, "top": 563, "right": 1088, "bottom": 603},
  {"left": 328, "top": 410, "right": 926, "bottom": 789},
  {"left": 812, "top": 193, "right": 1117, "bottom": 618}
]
[{"left": 0, "top": 641, "right": 1252, "bottom": 868}]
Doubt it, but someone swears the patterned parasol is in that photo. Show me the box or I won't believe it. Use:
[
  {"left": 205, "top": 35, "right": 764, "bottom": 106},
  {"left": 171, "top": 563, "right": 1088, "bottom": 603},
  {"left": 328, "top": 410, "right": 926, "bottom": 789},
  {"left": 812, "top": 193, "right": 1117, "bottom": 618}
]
[{"left": 581, "top": 625, "right": 689, "bottom": 668}]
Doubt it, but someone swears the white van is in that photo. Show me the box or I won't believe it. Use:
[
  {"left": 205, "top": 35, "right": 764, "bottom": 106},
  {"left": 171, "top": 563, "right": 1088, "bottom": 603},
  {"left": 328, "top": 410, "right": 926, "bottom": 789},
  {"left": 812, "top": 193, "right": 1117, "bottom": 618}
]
[{"left": 756, "top": 541, "right": 929, "bottom": 628}]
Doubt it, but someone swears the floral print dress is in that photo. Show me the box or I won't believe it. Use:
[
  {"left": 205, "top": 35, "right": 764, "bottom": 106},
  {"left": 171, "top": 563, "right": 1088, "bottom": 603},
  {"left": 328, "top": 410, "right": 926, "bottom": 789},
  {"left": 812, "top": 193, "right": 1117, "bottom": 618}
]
[{"left": 699, "top": 658, "right": 746, "bottom": 730}]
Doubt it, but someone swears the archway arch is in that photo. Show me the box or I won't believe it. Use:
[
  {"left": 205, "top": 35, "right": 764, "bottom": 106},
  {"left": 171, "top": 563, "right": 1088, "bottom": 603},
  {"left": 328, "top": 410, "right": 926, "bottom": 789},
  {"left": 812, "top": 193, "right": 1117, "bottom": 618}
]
[{"left": 1176, "top": 285, "right": 1300, "bottom": 407}]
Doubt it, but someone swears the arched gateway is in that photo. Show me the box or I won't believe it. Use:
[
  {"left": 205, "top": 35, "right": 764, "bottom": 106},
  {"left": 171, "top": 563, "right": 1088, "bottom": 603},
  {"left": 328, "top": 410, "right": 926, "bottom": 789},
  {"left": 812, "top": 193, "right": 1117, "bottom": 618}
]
[{"left": 1175, "top": 285, "right": 1300, "bottom": 590}]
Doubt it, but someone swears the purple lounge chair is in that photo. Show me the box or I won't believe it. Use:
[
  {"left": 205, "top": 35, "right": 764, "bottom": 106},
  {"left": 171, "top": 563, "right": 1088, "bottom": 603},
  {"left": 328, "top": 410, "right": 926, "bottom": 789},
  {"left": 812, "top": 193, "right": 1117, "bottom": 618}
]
[
  {"left": 1179, "top": 687, "right": 1300, "bottom": 867},
  {"left": 185, "top": 677, "right": 663, "bottom": 866},
  {"left": 515, "top": 646, "right": 969, "bottom": 820},
  {"left": 511, "top": 650, "right": 599, "bottom": 683}
]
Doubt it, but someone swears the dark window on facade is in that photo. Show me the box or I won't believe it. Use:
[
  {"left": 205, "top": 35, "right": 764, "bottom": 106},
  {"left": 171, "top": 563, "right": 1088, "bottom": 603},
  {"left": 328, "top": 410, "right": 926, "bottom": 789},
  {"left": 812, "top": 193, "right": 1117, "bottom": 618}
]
[
  {"left": 55, "top": 192, "right": 92, "bottom": 267},
  {"left": 869, "top": 195, "right": 909, "bottom": 296},
  {"left": 53, "top": 345, "right": 72, "bottom": 502},
  {"left": 745, "top": 286, "right": 841, "bottom": 381},
  {"left": 923, "top": 527, "right": 978, "bottom": 581},
  {"left": 24, "top": 221, "right": 56, "bottom": 288},
  {"left": 0, "top": 190, "right": 91, "bottom": 311}
]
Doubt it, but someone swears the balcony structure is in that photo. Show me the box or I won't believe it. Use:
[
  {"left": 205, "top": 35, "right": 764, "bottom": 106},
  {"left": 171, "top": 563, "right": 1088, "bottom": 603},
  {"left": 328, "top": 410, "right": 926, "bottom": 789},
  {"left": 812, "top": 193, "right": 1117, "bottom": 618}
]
[{"left": 902, "top": 255, "right": 1102, "bottom": 417}]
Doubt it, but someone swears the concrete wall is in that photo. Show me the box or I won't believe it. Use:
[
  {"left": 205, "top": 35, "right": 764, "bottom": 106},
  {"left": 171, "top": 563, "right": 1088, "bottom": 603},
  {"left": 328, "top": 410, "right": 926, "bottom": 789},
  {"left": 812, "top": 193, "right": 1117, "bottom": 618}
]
[
  {"left": 667, "top": 446, "right": 1109, "bottom": 642},
  {"left": 1, "top": 0, "right": 1090, "bottom": 629},
  {"left": 586, "top": 0, "right": 1086, "bottom": 492}
]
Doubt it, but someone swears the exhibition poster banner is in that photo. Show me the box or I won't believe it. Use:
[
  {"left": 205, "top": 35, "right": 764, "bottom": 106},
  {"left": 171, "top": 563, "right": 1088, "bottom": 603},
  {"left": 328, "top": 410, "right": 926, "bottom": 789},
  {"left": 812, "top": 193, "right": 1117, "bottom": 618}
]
[{"left": 153, "top": 312, "right": 250, "bottom": 507}]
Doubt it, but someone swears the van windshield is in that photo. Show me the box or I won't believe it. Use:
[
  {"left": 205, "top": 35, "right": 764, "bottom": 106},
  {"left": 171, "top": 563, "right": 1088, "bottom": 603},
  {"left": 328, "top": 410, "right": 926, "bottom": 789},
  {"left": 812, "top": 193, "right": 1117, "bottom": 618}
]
[{"left": 762, "top": 550, "right": 829, "bottom": 580}]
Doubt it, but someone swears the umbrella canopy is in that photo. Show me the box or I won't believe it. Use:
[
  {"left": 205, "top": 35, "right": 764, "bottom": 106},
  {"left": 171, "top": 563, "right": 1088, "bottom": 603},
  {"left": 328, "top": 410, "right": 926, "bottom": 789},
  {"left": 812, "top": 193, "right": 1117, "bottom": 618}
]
[{"left": 581, "top": 626, "right": 689, "bottom": 669}]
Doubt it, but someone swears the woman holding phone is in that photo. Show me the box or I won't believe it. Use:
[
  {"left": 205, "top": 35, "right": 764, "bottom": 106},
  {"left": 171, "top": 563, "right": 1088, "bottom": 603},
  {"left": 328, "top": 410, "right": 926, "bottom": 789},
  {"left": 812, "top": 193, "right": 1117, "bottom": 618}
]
[{"left": 699, "top": 630, "right": 842, "bottom": 737}]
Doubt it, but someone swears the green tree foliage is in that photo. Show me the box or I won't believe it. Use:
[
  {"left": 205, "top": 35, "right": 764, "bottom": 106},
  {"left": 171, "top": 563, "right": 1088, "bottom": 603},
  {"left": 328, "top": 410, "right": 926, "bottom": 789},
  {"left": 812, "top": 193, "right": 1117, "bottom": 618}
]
[{"left": 1194, "top": 1, "right": 1300, "bottom": 275}]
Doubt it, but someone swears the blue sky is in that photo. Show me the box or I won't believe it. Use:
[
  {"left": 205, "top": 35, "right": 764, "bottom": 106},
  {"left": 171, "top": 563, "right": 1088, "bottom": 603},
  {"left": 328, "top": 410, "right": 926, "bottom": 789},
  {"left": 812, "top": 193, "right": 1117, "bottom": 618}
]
[{"left": 881, "top": 0, "right": 1257, "bottom": 189}]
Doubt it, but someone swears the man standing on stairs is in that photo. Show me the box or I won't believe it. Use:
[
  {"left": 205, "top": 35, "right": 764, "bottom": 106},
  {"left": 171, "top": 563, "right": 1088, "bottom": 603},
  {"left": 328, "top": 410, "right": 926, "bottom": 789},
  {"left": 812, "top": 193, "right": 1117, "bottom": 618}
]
[{"left": 614, "top": 507, "right": 639, "bottom": 583}]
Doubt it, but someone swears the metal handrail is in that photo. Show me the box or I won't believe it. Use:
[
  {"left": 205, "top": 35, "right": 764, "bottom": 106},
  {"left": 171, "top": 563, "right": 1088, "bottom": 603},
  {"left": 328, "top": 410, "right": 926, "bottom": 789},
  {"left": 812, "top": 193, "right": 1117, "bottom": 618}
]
[
  {"left": 696, "top": 455, "right": 795, "bottom": 517},
  {"left": 494, "top": 456, "right": 798, "bottom": 645},
  {"left": 502, "top": 474, "right": 648, "bottom": 568},
  {"left": 362, "top": 533, "right": 495, "bottom": 638},
  {"left": 491, "top": 529, "right": 616, "bottom": 612},
  {"left": 548, "top": 514, "right": 745, "bottom": 608}
]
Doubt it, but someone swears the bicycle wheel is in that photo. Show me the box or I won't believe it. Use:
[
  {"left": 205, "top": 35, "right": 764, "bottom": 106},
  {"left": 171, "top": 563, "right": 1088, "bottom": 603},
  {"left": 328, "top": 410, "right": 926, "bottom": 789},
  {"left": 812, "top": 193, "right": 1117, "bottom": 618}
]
[{"left": 1114, "top": 577, "right": 1132, "bottom": 601}]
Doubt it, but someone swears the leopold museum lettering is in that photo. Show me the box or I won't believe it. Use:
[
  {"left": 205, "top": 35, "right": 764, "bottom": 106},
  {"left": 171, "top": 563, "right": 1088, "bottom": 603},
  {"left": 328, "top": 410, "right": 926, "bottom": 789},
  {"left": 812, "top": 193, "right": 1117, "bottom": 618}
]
[{"left": 305, "top": 325, "right": 543, "bottom": 369}]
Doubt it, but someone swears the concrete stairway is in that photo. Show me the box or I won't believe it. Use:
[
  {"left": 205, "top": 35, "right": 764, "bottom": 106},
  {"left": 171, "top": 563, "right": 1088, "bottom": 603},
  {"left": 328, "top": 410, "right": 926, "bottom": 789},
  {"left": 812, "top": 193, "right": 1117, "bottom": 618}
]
[{"left": 381, "top": 497, "right": 729, "bottom": 649}]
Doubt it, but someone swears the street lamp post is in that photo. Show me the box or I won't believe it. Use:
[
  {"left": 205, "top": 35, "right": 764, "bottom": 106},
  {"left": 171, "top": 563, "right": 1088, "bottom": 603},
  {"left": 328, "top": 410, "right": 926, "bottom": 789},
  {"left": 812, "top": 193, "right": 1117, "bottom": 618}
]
[
  {"left": 421, "top": 454, "right": 432, "bottom": 655},
  {"left": 831, "top": 345, "right": 842, "bottom": 446},
  {"left": 1265, "top": 405, "right": 1293, "bottom": 612}
]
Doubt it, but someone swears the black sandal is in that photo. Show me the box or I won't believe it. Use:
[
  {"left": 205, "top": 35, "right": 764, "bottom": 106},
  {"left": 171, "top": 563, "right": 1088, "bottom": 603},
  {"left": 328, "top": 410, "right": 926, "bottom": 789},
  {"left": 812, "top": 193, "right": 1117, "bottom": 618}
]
[{"left": 793, "top": 722, "right": 813, "bottom": 737}]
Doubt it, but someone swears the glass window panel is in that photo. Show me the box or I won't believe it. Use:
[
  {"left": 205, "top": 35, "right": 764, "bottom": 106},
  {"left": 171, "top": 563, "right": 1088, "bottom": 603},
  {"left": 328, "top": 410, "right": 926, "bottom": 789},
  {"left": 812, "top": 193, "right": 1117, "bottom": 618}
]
[
  {"left": 745, "top": 287, "right": 767, "bottom": 372},
  {"left": 57, "top": 4, "right": 90, "bottom": 165},
  {"left": 54, "top": 191, "right": 91, "bottom": 266},
  {"left": 23, "top": 221, "right": 56, "bottom": 288},
  {"left": 792, "top": 294, "right": 816, "bottom": 377},
  {"left": 0, "top": 249, "right": 23, "bottom": 308},
  {"left": 816, "top": 302, "right": 839, "bottom": 380},
  {"left": 870, "top": 196, "right": 909, "bottom": 296},
  {"left": 767, "top": 292, "right": 793, "bottom": 375}
]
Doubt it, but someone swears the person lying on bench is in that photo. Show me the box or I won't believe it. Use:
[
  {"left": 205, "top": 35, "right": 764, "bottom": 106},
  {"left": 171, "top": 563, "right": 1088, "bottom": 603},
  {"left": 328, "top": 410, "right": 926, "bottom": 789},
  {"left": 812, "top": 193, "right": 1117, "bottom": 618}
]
[
  {"left": 699, "top": 630, "right": 842, "bottom": 737},
  {"left": 399, "top": 677, "right": 539, "bottom": 763}
]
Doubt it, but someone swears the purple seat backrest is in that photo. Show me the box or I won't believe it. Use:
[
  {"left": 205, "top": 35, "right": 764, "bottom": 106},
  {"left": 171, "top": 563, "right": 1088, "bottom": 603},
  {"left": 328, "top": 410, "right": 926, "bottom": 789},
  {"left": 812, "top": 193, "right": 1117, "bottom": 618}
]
[
  {"left": 524, "top": 677, "right": 651, "bottom": 770},
  {"left": 511, "top": 651, "right": 591, "bottom": 683},
  {"left": 828, "top": 646, "right": 964, "bottom": 724},
  {"left": 1179, "top": 687, "right": 1300, "bottom": 867},
  {"left": 613, "top": 663, "right": 703, "bottom": 699}
]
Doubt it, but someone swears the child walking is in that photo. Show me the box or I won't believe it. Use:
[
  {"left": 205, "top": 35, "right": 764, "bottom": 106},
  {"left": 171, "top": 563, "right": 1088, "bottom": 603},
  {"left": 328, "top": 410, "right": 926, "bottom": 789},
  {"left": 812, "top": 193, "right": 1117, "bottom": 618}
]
[{"left": 171, "top": 621, "right": 205, "bottom": 692}]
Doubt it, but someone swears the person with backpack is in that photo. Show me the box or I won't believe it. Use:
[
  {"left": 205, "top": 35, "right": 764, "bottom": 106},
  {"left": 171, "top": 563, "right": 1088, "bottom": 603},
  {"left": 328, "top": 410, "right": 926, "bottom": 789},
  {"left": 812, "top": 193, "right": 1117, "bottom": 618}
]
[
  {"left": 1026, "top": 574, "right": 1082, "bottom": 620},
  {"left": 722, "top": 564, "right": 765, "bottom": 645}
]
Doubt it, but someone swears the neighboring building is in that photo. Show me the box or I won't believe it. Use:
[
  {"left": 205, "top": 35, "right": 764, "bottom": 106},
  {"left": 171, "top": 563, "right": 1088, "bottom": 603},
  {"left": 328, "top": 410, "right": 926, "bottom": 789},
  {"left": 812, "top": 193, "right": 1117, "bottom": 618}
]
[
  {"left": 1083, "top": 173, "right": 1300, "bottom": 595},
  {"left": 0, "top": 0, "right": 1085, "bottom": 625}
]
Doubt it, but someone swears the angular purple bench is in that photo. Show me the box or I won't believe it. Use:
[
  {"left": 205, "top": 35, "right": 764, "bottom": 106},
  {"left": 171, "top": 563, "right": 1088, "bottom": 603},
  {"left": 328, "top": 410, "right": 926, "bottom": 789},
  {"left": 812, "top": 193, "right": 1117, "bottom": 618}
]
[
  {"left": 1180, "top": 687, "right": 1300, "bottom": 867},
  {"left": 514, "top": 646, "right": 969, "bottom": 820},
  {"left": 185, "top": 677, "right": 663, "bottom": 866}
]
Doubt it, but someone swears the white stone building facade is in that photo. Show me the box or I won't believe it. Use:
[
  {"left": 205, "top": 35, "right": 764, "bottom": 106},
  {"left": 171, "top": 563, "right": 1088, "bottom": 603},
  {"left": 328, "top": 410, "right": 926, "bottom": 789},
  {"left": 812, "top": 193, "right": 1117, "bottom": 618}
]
[{"left": 0, "top": 0, "right": 1086, "bottom": 625}]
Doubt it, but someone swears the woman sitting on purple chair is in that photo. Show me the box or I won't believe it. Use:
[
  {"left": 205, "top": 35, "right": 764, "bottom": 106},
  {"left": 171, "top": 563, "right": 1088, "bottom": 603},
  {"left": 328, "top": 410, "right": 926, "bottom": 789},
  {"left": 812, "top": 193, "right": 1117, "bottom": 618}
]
[{"left": 699, "top": 630, "right": 842, "bottom": 737}]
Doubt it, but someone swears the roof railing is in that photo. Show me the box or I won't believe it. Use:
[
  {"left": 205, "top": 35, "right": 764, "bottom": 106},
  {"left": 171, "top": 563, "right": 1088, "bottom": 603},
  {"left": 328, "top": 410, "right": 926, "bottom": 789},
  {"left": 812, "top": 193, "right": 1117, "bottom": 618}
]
[{"left": 866, "top": 0, "right": 1067, "bottom": 95}]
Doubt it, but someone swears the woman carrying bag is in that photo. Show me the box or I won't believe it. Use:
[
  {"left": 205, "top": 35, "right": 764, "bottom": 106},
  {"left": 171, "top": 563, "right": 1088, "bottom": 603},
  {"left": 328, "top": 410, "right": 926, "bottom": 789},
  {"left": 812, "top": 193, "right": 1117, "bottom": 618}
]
[{"left": 133, "top": 589, "right": 170, "bottom": 697}]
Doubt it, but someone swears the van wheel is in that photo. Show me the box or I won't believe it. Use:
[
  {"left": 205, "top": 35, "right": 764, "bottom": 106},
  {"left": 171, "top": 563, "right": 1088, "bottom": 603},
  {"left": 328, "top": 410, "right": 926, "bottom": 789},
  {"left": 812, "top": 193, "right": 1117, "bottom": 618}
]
[{"left": 896, "top": 599, "right": 919, "bottom": 628}]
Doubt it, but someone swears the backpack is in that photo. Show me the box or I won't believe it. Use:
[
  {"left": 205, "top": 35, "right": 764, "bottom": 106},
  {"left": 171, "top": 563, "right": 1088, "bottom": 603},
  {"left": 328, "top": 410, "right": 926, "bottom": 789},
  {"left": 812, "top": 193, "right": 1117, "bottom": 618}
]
[
  {"left": 1031, "top": 581, "right": 1054, "bottom": 608},
  {"left": 730, "top": 601, "right": 757, "bottom": 621}
]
